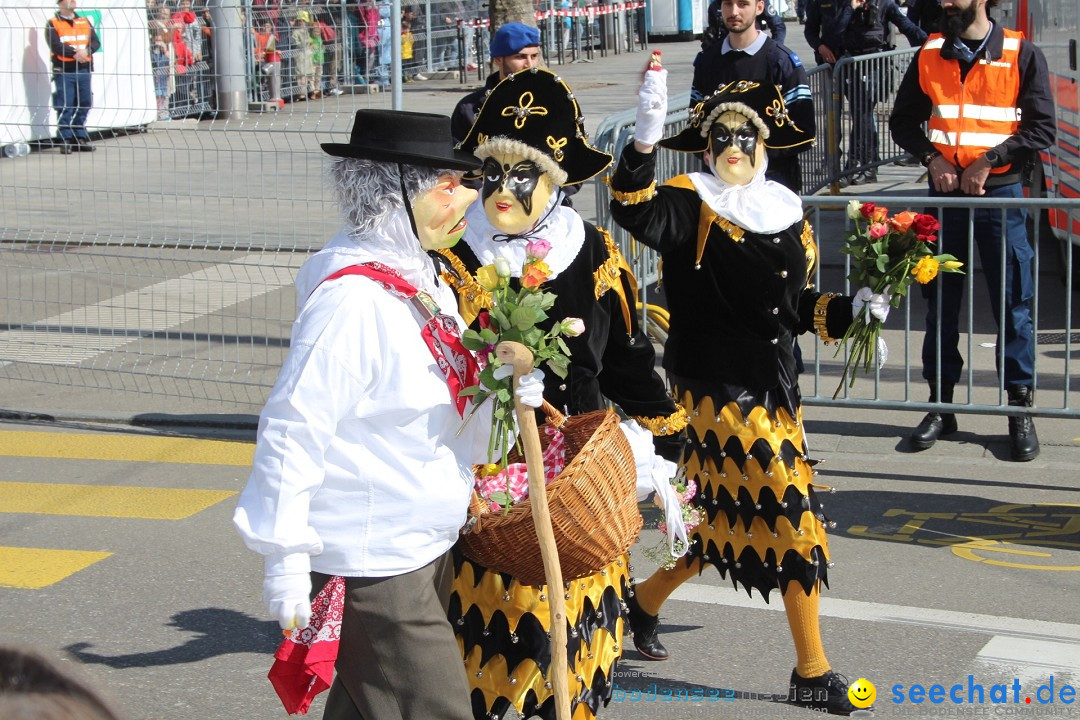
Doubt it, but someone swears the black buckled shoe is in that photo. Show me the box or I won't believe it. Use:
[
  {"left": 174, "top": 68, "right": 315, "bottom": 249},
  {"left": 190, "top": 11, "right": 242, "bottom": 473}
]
[
  {"left": 909, "top": 412, "right": 957, "bottom": 450},
  {"left": 789, "top": 669, "right": 865, "bottom": 716},
  {"left": 624, "top": 591, "right": 668, "bottom": 661}
]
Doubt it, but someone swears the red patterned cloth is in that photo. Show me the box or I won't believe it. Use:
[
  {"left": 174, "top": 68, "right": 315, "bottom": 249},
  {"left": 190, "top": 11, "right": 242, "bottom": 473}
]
[
  {"left": 475, "top": 426, "right": 566, "bottom": 510},
  {"left": 267, "top": 575, "right": 346, "bottom": 715}
]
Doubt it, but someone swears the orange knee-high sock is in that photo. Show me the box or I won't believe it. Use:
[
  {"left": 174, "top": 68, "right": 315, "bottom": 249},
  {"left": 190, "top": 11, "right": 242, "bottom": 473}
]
[
  {"left": 782, "top": 583, "right": 830, "bottom": 679},
  {"left": 632, "top": 561, "right": 699, "bottom": 616}
]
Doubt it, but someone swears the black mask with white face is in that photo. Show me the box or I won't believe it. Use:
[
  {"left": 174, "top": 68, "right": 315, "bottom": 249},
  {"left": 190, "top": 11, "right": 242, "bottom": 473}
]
[
  {"left": 709, "top": 120, "right": 760, "bottom": 167},
  {"left": 481, "top": 157, "right": 543, "bottom": 215}
]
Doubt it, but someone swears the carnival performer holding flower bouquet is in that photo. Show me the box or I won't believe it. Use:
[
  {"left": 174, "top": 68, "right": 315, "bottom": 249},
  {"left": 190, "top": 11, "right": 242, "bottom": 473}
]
[
  {"left": 609, "top": 64, "right": 885, "bottom": 715},
  {"left": 439, "top": 67, "right": 690, "bottom": 720},
  {"left": 835, "top": 199, "right": 963, "bottom": 396}
]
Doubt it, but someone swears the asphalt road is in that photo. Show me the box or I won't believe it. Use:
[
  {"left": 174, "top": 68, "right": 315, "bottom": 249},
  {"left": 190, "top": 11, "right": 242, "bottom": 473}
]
[{"left": 1, "top": 29, "right": 1079, "bottom": 720}]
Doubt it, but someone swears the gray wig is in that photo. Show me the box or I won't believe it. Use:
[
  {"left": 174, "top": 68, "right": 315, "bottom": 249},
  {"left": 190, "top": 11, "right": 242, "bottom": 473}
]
[{"left": 328, "top": 157, "right": 441, "bottom": 236}]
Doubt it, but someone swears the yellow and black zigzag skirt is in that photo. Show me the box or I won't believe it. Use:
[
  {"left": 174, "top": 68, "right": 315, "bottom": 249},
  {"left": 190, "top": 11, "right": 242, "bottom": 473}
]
[
  {"left": 449, "top": 547, "right": 629, "bottom": 720},
  {"left": 671, "top": 374, "right": 833, "bottom": 601}
]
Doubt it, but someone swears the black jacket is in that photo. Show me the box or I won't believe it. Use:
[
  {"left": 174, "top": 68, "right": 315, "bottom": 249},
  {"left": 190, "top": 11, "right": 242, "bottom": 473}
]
[
  {"left": 609, "top": 145, "right": 853, "bottom": 391},
  {"left": 804, "top": 0, "right": 924, "bottom": 62},
  {"left": 888, "top": 20, "right": 1055, "bottom": 182},
  {"left": 439, "top": 223, "right": 685, "bottom": 461}
]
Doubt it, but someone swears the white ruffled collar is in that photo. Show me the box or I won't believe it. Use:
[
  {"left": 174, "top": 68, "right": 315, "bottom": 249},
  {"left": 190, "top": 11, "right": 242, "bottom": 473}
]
[
  {"left": 462, "top": 191, "right": 586, "bottom": 279},
  {"left": 688, "top": 161, "right": 804, "bottom": 235}
]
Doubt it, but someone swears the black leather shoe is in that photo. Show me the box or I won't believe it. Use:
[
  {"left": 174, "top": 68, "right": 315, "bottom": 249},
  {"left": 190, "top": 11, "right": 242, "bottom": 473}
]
[
  {"left": 625, "top": 591, "right": 668, "bottom": 660},
  {"left": 75, "top": 139, "right": 95, "bottom": 152},
  {"left": 789, "top": 669, "right": 865, "bottom": 716},
  {"left": 1007, "top": 386, "right": 1039, "bottom": 461},
  {"left": 909, "top": 412, "right": 957, "bottom": 450}
]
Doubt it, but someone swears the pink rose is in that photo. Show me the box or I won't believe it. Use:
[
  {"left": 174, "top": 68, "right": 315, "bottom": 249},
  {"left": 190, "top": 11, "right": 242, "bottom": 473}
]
[
  {"left": 868, "top": 222, "right": 889, "bottom": 239},
  {"left": 525, "top": 239, "right": 552, "bottom": 261}
]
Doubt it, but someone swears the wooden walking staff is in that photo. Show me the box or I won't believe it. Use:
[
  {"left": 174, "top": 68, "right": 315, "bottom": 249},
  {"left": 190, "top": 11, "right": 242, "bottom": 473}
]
[{"left": 495, "top": 341, "right": 572, "bottom": 720}]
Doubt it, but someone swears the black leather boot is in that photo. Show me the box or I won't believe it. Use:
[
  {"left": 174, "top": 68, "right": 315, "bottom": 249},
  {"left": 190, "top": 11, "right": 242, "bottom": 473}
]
[
  {"left": 625, "top": 590, "right": 668, "bottom": 660},
  {"left": 1007, "top": 385, "right": 1040, "bottom": 462},
  {"left": 910, "top": 383, "right": 957, "bottom": 450}
]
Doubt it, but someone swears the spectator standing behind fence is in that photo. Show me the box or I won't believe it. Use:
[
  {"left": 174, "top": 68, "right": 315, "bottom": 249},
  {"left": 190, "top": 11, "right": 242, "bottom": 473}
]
[
  {"left": 253, "top": 19, "right": 283, "bottom": 106},
  {"left": 151, "top": 30, "right": 171, "bottom": 120},
  {"left": 888, "top": 0, "right": 1054, "bottom": 462},
  {"left": 691, "top": 0, "right": 814, "bottom": 192},
  {"left": 449, "top": 22, "right": 541, "bottom": 142},
  {"left": 291, "top": 10, "right": 317, "bottom": 101},
  {"left": 703, "top": 0, "right": 787, "bottom": 48},
  {"left": 309, "top": 17, "right": 325, "bottom": 98},
  {"left": 46, "top": 0, "right": 100, "bottom": 154},
  {"left": 804, "top": 0, "right": 925, "bottom": 185}
]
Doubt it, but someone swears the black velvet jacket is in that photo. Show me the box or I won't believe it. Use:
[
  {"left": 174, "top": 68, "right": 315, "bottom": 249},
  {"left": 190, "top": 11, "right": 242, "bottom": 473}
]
[
  {"left": 609, "top": 145, "right": 853, "bottom": 391},
  {"left": 439, "top": 222, "right": 686, "bottom": 461}
]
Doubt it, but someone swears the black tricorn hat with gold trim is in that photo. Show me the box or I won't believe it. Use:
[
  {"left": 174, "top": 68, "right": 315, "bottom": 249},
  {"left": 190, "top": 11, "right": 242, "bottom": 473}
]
[
  {"left": 658, "top": 80, "right": 813, "bottom": 153},
  {"left": 456, "top": 67, "right": 613, "bottom": 186}
]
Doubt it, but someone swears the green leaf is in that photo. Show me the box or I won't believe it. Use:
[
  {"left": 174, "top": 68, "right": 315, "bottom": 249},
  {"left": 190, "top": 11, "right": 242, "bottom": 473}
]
[
  {"left": 546, "top": 354, "right": 569, "bottom": 379},
  {"left": 479, "top": 328, "right": 499, "bottom": 344},
  {"left": 875, "top": 254, "right": 889, "bottom": 273},
  {"left": 511, "top": 306, "right": 540, "bottom": 331}
]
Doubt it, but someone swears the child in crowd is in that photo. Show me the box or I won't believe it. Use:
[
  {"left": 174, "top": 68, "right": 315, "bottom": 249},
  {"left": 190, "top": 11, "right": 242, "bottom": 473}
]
[
  {"left": 401, "top": 18, "right": 418, "bottom": 82},
  {"left": 150, "top": 29, "right": 172, "bottom": 119},
  {"left": 290, "top": 10, "right": 316, "bottom": 101},
  {"left": 309, "top": 17, "right": 324, "bottom": 99}
]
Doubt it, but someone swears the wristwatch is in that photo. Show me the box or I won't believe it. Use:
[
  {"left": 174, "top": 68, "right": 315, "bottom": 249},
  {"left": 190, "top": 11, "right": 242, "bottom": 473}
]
[
  {"left": 984, "top": 149, "right": 1002, "bottom": 167},
  {"left": 920, "top": 150, "right": 942, "bottom": 168}
]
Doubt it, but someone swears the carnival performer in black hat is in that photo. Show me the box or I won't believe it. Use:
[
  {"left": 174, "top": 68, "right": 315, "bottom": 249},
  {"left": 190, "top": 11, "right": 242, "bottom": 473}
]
[
  {"left": 439, "top": 67, "right": 690, "bottom": 720},
  {"left": 609, "top": 65, "right": 885, "bottom": 716},
  {"left": 233, "top": 110, "right": 543, "bottom": 720}
]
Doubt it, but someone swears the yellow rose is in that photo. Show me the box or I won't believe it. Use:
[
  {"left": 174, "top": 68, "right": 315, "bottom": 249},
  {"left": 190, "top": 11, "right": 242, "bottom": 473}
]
[
  {"left": 942, "top": 260, "right": 964, "bottom": 271},
  {"left": 912, "top": 256, "right": 940, "bottom": 284},
  {"left": 476, "top": 264, "right": 501, "bottom": 291}
]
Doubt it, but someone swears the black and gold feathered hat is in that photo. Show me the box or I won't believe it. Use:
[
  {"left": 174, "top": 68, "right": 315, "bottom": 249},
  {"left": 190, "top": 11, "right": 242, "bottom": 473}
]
[
  {"left": 456, "top": 67, "right": 613, "bottom": 186},
  {"left": 659, "top": 80, "right": 812, "bottom": 153}
]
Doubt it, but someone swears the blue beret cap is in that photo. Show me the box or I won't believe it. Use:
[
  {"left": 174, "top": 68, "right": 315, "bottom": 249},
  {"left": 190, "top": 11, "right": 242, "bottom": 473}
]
[{"left": 489, "top": 22, "right": 540, "bottom": 58}]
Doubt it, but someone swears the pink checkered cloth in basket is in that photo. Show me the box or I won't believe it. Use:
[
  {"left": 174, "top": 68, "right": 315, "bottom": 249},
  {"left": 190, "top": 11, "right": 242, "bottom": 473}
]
[{"left": 475, "top": 426, "right": 566, "bottom": 511}]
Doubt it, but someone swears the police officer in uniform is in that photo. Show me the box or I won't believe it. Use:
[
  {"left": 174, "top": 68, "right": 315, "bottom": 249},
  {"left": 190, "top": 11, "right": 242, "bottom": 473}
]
[
  {"left": 702, "top": 0, "right": 787, "bottom": 48},
  {"left": 804, "top": 0, "right": 924, "bottom": 184},
  {"left": 692, "top": 0, "right": 814, "bottom": 193}
]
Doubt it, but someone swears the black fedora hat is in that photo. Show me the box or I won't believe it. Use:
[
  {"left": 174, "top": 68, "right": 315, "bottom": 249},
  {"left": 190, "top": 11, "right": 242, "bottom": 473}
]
[
  {"left": 456, "top": 67, "right": 612, "bottom": 186},
  {"left": 659, "top": 80, "right": 813, "bottom": 153},
  {"left": 322, "top": 110, "right": 481, "bottom": 171}
]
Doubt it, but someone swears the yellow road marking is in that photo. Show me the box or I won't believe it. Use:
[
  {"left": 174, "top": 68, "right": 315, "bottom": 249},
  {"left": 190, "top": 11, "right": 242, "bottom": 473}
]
[
  {"left": 0, "top": 431, "right": 253, "bottom": 466},
  {"left": 0, "top": 482, "right": 236, "bottom": 520},
  {"left": 0, "top": 547, "right": 112, "bottom": 589}
]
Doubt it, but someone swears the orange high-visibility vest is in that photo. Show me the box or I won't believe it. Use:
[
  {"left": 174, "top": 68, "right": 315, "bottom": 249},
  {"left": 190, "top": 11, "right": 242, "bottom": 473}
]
[
  {"left": 50, "top": 15, "right": 93, "bottom": 62},
  {"left": 918, "top": 28, "right": 1023, "bottom": 173}
]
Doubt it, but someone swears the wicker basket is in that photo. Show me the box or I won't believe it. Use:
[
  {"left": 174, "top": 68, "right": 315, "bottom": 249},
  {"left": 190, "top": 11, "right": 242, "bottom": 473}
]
[{"left": 459, "top": 401, "right": 642, "bottom": 586}]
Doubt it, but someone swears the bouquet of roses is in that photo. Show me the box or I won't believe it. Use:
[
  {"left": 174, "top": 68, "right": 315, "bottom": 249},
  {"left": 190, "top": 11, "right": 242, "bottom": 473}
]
[
  {"left": 641, "top": 468, "right": 703, "bottom": 570},
  {"left": 834, "top": 200, "right": 964, "bottom": 396},
  {"left": 458, "top": 239, "right": 584, "bottom": 512}
]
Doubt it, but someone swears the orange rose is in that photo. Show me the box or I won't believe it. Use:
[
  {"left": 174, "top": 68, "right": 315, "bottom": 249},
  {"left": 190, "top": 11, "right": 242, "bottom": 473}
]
[
  {"left": 889, "top": 210, "right": 918, "bottom": 233},
  {"left": 520, "top": 259, "right": 551, "bottom": 289},
  {"left": 871, "top": 205, "right": 889, "bottom": 223}
]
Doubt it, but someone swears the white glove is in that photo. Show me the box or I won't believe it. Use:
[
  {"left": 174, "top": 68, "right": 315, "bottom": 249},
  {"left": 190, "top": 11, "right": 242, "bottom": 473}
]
[
  {"left": 634, "top": 67, "right": 668, "bottom": 147},
  {"left": 263, "top": 572, "right": 312, "bottom": 630},
  {"left": 619, "top": 421, "right": 689, "bottom": 558},
  {"left": 852, "top": 285, "right": 891, "bottom": 324},
  {"left": 492, "top": 364, "right": 545, "bottom": 409},
  {"left": 876, "top": 335, "right": 888, "bottom": 369}
]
